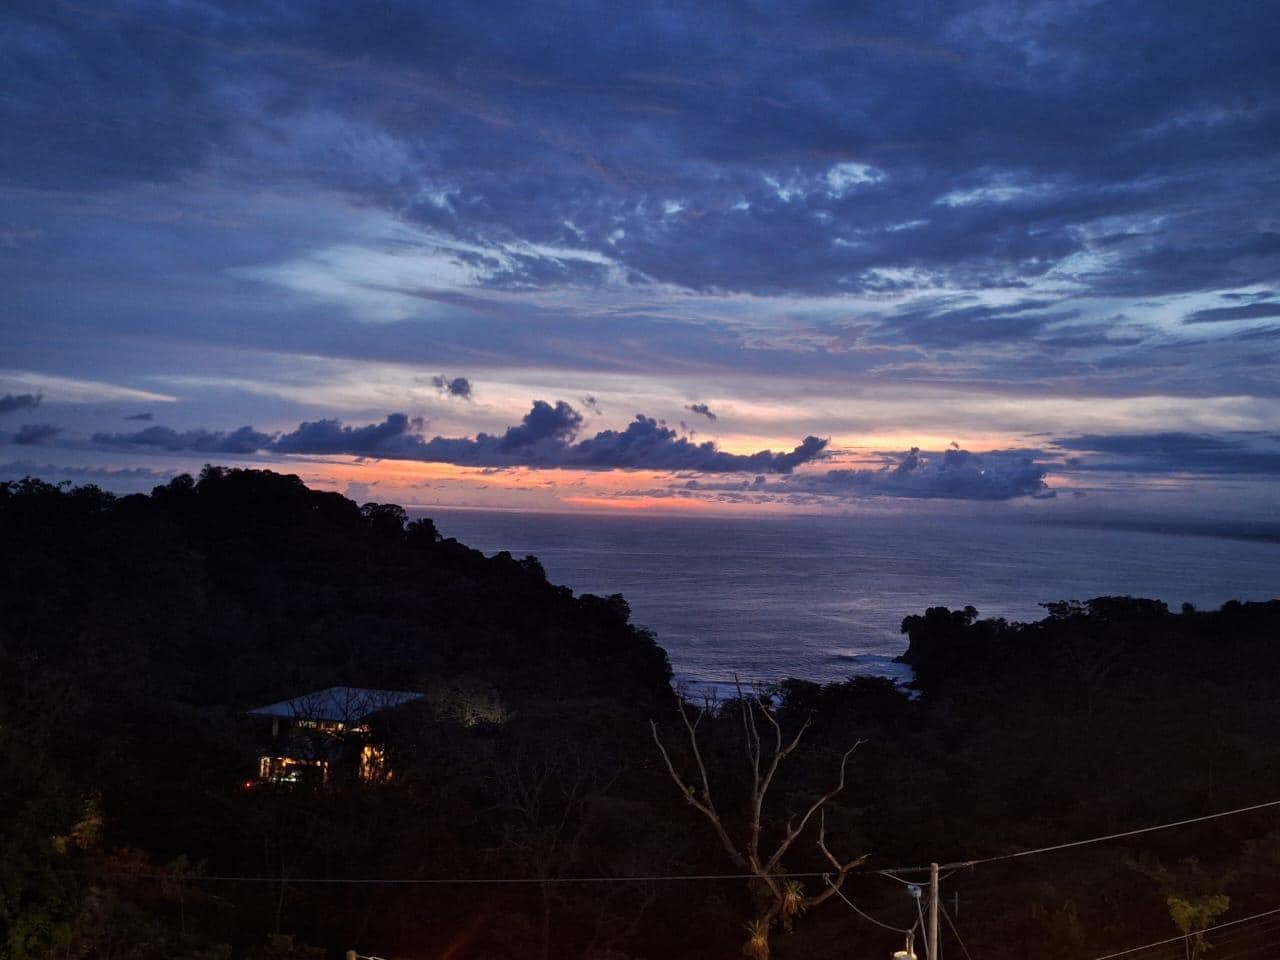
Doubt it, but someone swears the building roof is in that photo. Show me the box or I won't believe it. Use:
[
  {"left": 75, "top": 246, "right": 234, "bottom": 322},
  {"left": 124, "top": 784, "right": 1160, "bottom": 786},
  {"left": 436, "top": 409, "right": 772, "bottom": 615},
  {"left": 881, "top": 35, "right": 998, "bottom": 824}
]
[{"left": 248, "top": 686, "right": 424, "bottom": 723}]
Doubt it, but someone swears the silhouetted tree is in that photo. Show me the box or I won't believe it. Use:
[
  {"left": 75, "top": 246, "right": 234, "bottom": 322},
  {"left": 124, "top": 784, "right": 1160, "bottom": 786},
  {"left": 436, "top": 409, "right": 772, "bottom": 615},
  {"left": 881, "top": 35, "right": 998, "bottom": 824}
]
[{"left": 651, "top": 685, "right": 865, "bottom": 960}]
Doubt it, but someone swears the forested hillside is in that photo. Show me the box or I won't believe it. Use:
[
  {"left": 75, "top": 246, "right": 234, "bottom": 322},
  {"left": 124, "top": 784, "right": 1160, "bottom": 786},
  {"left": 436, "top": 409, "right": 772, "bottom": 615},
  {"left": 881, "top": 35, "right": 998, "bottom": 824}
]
[{"left": 3, "top": 469, "right": 1279, "bottom": 960}]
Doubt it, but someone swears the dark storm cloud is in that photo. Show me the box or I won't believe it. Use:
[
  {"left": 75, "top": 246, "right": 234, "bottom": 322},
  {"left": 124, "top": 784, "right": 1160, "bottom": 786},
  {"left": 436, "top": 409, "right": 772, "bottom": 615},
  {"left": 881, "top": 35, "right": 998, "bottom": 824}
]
[
  {"left": 686, "top": 403, "right": 717, "bottom": 422},
  {"left": 282, "top": 402, "right": 826, "bottom": 473},
  {"left": 430, "top": 375, "right": 473, "bottom": 399},
  {"left": 1054, "top": 433, "right": 1280, "bottom": 476},
  {"left": 93, "top": 425, "right": 277, "bottom": 454},
  {"left": 273, "top": 414, "right": 429, "bottom": 456},
  {"left": 3, "top": 0, "right": 1280, "bottom": 454},
  {"left": 1184, "top": 301, "right": 1280, "bottom": 325},
  {"left": 11, "top": 423, "right": 61, "bottom": 445},
  {"left": 491, "top": 401, "right": 582, "bottom": 452},
  {"left": 564, "top": 418, "right": 825, "bottom": 473},
  {"left": 1092, "top": 229, "right": 1280, "bottom": 298},
  {"left": 0, "top": 2, "right": 234, "bottom": 188},
  {"left": 89, "top": 402, "right": 828, "bottom": 473},
  {"left": 789, "top": 447, "right": 1050, "bottom": 501},
  {"left": 0, "top": 393, "right": 41, "bottom": 415},
  {"left": 5, "top": 0, "right": 1278, "bottom": 305}
]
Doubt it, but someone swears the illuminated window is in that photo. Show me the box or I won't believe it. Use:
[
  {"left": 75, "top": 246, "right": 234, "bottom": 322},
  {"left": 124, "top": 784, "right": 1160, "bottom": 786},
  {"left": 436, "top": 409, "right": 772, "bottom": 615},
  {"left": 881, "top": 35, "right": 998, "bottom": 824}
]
[
  {"left": 359, "top": 744, "right": 388, "bottom": 782},
  {"left": 257, "top": 756, "right": 329, "bottom": 785}
]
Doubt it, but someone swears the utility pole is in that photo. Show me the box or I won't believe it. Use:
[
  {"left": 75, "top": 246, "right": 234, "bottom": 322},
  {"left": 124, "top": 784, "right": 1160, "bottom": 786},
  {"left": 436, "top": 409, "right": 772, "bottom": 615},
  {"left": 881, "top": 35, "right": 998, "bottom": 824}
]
[{"left": 928, "top": 862, "right": 940, "bottom": 960}]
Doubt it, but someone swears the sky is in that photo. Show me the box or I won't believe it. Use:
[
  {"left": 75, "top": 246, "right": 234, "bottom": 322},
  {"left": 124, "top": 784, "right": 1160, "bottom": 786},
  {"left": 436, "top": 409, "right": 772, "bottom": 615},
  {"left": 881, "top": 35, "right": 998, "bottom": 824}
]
[{"left": 2, "top": 0, "right": 1279, "bottom": 522}]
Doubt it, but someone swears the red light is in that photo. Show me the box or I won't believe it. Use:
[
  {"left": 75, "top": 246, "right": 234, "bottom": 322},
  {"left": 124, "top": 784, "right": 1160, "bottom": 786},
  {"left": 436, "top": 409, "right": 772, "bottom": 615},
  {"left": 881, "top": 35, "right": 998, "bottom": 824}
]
[{"left": 243, "top": 780, "right": 254, "bottom": 790}]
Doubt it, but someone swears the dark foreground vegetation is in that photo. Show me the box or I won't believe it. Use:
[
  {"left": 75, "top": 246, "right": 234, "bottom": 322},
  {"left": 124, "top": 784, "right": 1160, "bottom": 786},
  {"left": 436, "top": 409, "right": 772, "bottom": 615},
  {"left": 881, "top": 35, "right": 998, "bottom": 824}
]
[{"left": 3, "top": 468, "right": 1280, "bottom": 960}]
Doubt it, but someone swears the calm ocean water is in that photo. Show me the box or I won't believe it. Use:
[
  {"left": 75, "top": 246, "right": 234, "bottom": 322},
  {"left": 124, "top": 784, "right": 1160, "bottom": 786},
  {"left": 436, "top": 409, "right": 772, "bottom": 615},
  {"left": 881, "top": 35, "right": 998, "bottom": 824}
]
[{"left": 425, "top": 510, "right": 1280, "bottom": 688}]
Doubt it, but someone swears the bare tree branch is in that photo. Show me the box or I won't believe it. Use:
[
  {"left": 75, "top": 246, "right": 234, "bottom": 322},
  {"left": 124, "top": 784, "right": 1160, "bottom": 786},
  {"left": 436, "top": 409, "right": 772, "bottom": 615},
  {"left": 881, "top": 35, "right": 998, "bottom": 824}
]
[
  {"left": 678, "top": 703, "right": 720, "bottom": 820},
  {"left": 649, "top": 719, "right": 748, "bottom": 871},
  {"left": 651, "top": 696, "right": 869, "bottom": 960},
  {"left": 799, "top": 810, "right": 870, "bottom": 909},
  {"left": 764, "top": 740, "right": 863, "bottom": 874}
]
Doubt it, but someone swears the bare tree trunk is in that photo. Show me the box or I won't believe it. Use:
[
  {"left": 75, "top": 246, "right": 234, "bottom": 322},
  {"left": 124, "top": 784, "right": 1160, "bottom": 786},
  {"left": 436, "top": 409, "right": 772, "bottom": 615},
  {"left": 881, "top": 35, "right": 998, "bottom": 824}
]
[{"left": 651, "top": 684, "right": 867, "bottom": 959}]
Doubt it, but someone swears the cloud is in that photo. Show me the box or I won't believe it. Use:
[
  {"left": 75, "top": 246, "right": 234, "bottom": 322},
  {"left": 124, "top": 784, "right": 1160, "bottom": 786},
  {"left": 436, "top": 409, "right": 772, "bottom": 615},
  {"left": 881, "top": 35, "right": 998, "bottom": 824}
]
[
  {"left": 790, "top": 446, "right": 1050, "bottom": 500},
  {"left": 492, "top": 400, "right": 582, "bottom": 452},
  {"left": 299, "top": 402, "right": 824, "bottom": 472},
  {"left": 1091, "top": 229, "right": 1280, "bottom": 299},
  {"left": 685, "top": 402, "right": 717, "bottom": 422},
  {"left": 93, "top": 424, "right": 276, "bottom": 454},
  {"left": 873, "top": 299, "right": 1078, "bottom": 348},
  {"left": 581, "top": 395, "right": 602, "bottom": 415},
  {"left": 1183, "top": 301, "right": 1280, "bottom": 324},
  {"left": 0, "top": 461, "right": 175, "bottom": 489},
  {"left": 5, "top": 0, "right": 1280, "bottom": 488},
  {"left": 89, "top": 401, "right": 828, "bottom": 474},
  {"left": 8, "top": 1, "right": 1278, "bottom": 306},
  {"left": 1054, "top": 432, "right": 1280, "bottom": 476},
  {"left": 562, "top": 417, "right": 825, "bottom": 473},
  {"left": 124, "top": 412, "right": 154, "bottom": 421},
  {"left": 0, "top": 393, "right": 41, "bottom": 415},
  {"left": 11, "top": 423, "right": 62, "bottom": 445},
  {"left": 615, "top": 447, "right": 1051, "bottom": 503},
  {"left": 273, "top": 414, "right": 429, "bottom": 456},
  {"left": 430, "top": 374, "right": 473, "bottom": 399},
  {"left": 279, "top": 402, "right": 579, "bottom": 464},
  {"left": 683, "top": 474, "right": 769, "bottom": 492}
]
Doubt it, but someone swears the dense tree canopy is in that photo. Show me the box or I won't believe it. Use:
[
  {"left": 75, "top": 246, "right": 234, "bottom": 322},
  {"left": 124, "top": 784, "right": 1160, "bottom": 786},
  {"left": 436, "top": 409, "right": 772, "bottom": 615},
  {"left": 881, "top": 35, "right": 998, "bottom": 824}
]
[{"left": 2, "top": 469, "right": 1279, "bottom": 959}]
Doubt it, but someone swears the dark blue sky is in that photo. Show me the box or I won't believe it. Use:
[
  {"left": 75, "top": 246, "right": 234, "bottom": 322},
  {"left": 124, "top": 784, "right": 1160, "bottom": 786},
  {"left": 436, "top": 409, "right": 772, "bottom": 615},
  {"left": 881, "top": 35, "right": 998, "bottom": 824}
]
[{"left": 2, "top": 1, "right": 1278, "bottom": 517}]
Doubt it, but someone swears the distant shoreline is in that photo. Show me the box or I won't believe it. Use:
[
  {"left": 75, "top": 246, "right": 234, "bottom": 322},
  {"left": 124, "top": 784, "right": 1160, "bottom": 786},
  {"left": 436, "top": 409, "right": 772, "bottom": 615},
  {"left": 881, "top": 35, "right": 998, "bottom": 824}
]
[
  {"left": 1031, "top": 516, "right": 1280, "bottom": 545},
  {"left": 423, "top": 504, "right": 1280, "bottom": 547}
]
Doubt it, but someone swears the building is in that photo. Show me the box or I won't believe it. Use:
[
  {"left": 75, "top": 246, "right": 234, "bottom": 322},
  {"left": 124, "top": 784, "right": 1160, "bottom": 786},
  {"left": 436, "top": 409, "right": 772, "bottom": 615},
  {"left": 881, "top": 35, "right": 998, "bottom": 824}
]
[{"left": 247, "top": 686, "right": 425, "bottom": 786}]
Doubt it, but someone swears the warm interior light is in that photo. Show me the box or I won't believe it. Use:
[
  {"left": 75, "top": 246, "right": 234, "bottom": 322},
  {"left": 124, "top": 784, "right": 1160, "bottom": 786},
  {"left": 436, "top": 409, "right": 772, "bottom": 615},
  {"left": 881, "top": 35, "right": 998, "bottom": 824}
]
[{"left": 256, "top": 755, "right": 330, "bottom": 785}]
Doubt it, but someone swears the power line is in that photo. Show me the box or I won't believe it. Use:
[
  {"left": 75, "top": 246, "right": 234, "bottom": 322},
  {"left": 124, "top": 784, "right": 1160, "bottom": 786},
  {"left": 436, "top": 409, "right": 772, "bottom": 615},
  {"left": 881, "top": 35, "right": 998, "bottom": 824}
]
[
  {"left": 112, "top": 869, "right": 846, "bottom": 886},
  {"left": 941, "top": 902, "right": 975, "bottom": 960},
  {"left": 1094, "top": 905, "right": 1280, "bottom": 959},
  {"left": 1130, "top": 928, "right": 1280, "bottom": 960},
  {"left": 1196, "top": 915, "right": 1280, "bottom": 946},
  {"left": 1208, "top": 934, "right": 1280, "bottom": 960},
  {"left": 107, "top": 790, "right": 1280, "bottom": 960},
  {"left": 914, "top": 894, "right": 929, "bottom": 958},
  {"left": 879, "top": 869, "right": 960, "bottom": 885},
  {"left": 110, "top": 797, "right": 1280, "bottom": 890},
  {"left": 823, "top": 875, "right": 916, "bottom": 934},
  {"left": 1183, "top": 917, "right": 1280, "bottom": 953},
  {"left": 882, "top": 796, "right": 1280, "bottom": 874}
]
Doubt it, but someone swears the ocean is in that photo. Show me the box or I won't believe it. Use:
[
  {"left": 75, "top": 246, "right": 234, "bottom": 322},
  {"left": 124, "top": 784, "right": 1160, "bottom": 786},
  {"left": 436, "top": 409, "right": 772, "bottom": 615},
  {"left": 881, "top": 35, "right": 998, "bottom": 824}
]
[{"left": 426, "top": 509, "right": 1280, "bottom": 689}]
